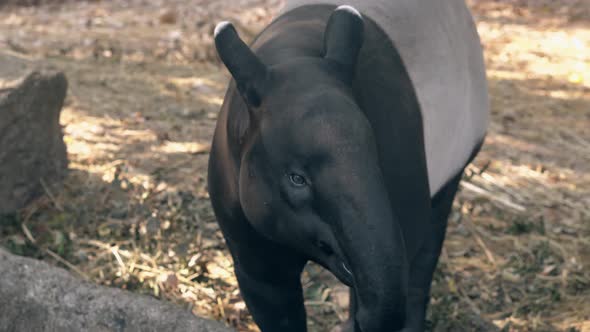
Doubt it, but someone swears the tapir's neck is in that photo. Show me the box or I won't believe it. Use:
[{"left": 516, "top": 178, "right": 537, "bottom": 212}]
[{"left": 249, "top": 5, "right": 336, "bottom": 66}]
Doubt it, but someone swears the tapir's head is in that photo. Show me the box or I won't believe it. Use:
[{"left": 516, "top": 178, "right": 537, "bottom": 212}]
[{"left": 215, "top": 6, "right": 407, "bottom": 329}]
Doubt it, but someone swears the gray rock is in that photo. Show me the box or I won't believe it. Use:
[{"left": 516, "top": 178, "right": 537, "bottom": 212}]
[
  {"left": 0, "top": 248, "right": 235, "bottom": 332},
  {"left": 0, "top": 70, "right": 68, "bottom": 214}
]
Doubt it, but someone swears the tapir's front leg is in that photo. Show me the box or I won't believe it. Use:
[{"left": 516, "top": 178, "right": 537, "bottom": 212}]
[
  {"left": 233, "top": 246, "right": 308, "bottom": 332},
  {"left": 404, "top": 173, "right": 463, "bottom": 332},
  {"left": 217, "top": 213, "right": 308, "bottom": 332}
]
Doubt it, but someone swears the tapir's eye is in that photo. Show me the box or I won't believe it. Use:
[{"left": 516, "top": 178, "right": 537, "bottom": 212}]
[{"left": 289, "top": 173, "right": 307, "bottom": 187}]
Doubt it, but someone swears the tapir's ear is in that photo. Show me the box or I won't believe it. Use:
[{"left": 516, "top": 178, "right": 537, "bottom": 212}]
[
  {"left": 323, "top": 5, "right": 364, "bottom": 72},
  {"left": 214, "top": 21, "right": 269, "bottom": 108}
]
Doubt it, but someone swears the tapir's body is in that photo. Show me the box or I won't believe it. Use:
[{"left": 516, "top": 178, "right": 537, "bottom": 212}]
[
  {"left": 283, "top": 0, "right": 489, "bottom": 196},
  {"left": 208, "top": 1, "right": 488, "bottom": 331}
]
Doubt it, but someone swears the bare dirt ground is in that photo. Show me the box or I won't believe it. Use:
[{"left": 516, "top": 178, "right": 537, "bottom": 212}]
[{"left": 1, "top": 0, "right": 589, "bottom": 331}]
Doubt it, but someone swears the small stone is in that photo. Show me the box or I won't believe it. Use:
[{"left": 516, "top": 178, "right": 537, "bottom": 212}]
[
  {"left": 159, "top": 10, "right": 177, "bottom": 25},
  {"left": 146, "top": 217, "right": 160, "bottom": 235}
]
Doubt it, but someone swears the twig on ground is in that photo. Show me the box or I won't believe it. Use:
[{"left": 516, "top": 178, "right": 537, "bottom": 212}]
[
  {"left": 217, "top": 297, "right": 226, "bottom": 319},
  {"left": 44, "top": 249, "right": 90, "bottom": 281},
  {"left": 463, "top": 217, "right": 498, "bottom": 268},
  {"left": 460, "top": 181, "right": 526, "bottom": 212},
  {"left": 39, "top": 178, "right": 64, "bottom": 211},
  {"left": 21, "top": 222, "right": 89, "bottom": 280},
  {"left": 111, "top": 246, "right": 127, "bottom": 275},
  {"left": 305, "top": 301, "right": 347, "bottom": 322}
]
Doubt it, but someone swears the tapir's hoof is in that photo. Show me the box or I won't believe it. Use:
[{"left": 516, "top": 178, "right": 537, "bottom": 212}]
[{"left": 330, "top": 320, "right": 355, "bottom": 332}]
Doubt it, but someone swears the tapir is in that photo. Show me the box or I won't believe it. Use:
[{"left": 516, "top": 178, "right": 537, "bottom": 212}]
[{"left": 207, "top": 0, "right": 488, "bottom": 331}]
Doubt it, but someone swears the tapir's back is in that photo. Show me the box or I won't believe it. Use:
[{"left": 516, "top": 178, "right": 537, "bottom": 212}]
[{"left": 282, "top": 0, "right": 489, "bottom": 196}]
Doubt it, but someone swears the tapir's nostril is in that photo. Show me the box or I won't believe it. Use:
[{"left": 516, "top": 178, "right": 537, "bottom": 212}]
[{"left": 317, "top": 240, "right": 334, "bottom": 255}]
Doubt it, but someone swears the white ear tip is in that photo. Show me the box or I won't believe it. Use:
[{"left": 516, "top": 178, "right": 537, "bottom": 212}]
[
  {"left": 214, "top": 21, "right": 234, "bottom": 38},
  {"left": 335, "top": 5, "right": 362, "bottom": 19}
]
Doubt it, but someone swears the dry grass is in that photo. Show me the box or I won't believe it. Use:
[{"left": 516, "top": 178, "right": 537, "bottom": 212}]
[{"left": 0, "top": 0, "right": 589, "bottom": 331}]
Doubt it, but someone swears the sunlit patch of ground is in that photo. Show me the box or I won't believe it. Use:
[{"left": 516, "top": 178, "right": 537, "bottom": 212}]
[
  {"left": 435, "top": 1, "right": 590, "bottom": 331},
  {"left": 0, "top": 1, "right": 589, "bottom": 332}
]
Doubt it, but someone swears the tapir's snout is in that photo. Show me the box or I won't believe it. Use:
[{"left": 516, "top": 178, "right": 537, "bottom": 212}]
[{"left": 319, "top": 165, "right": 409, "bottom": 331}]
